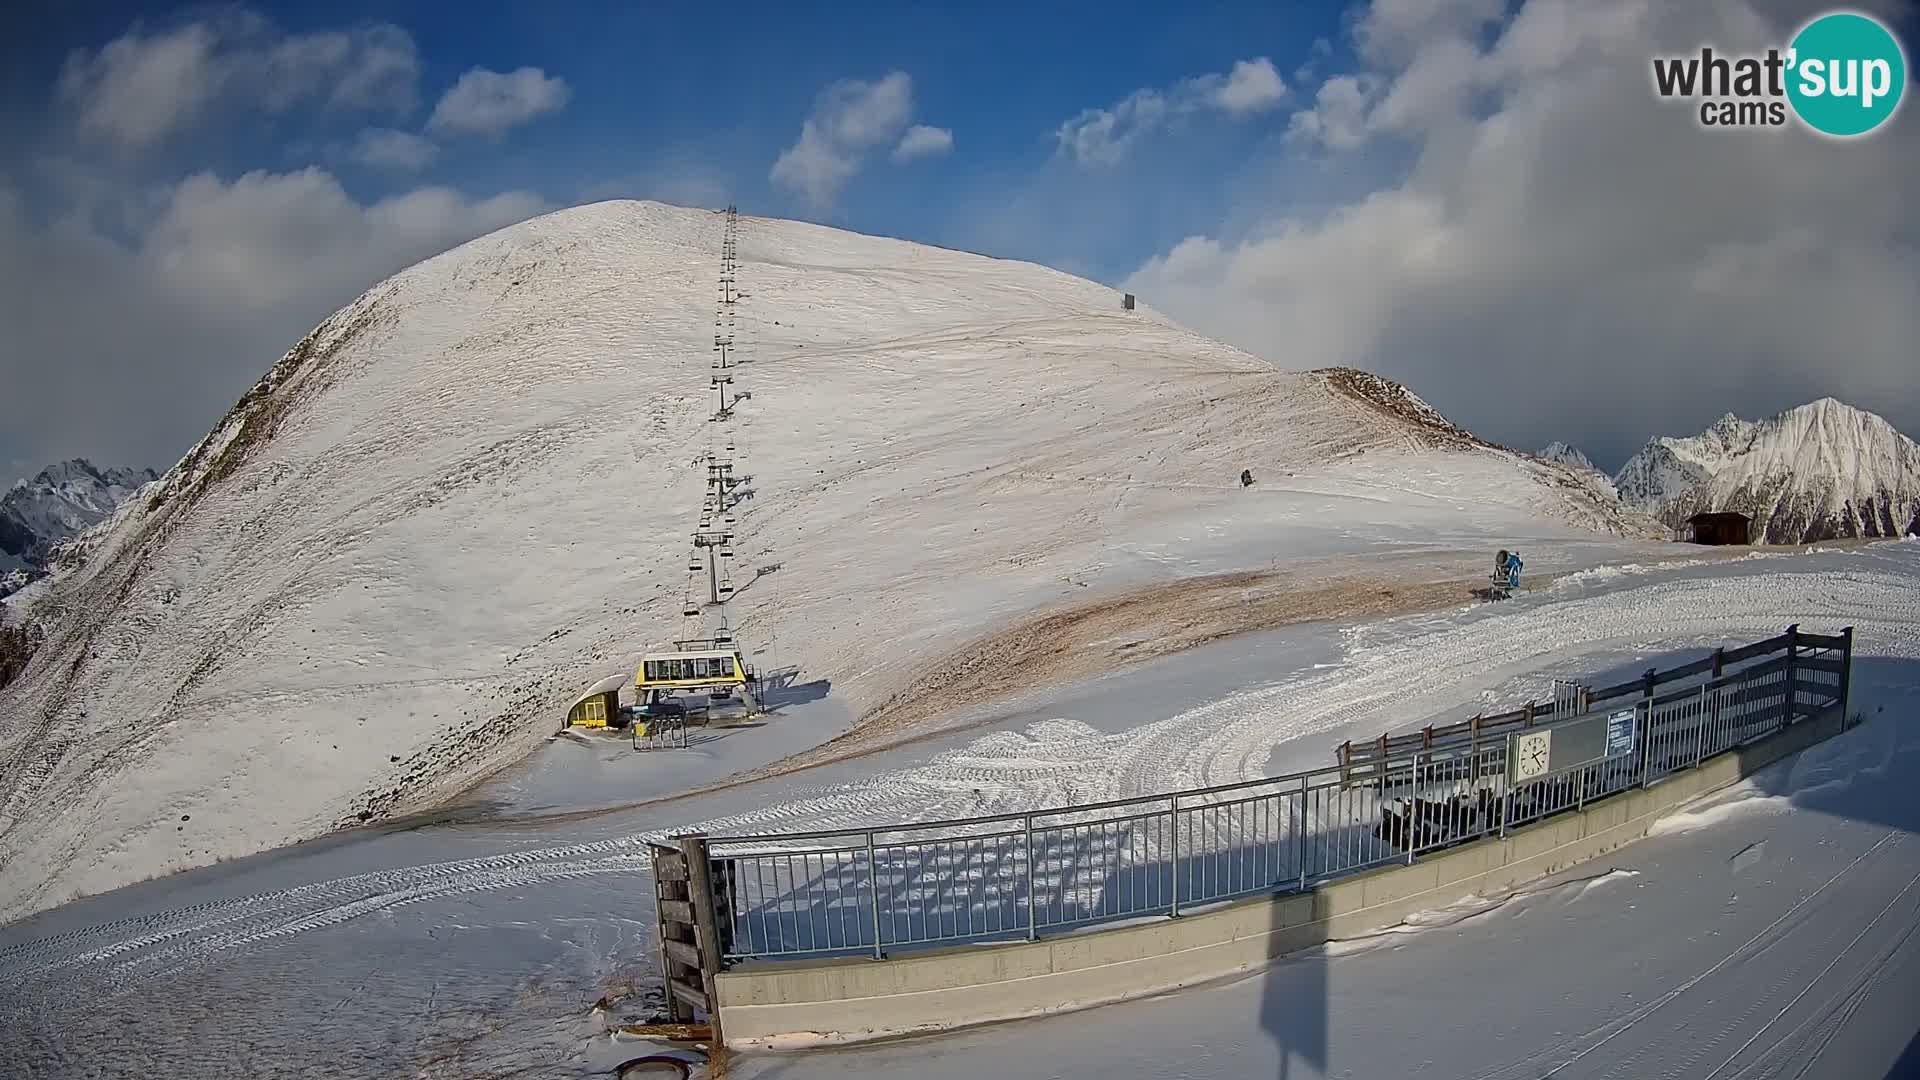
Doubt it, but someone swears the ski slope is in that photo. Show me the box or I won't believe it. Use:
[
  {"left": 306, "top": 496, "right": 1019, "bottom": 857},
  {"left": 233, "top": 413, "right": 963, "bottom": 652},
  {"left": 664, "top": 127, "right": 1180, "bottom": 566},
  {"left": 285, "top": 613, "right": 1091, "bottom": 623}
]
[
  {"left": 0, "top": 200, "right": 1650, "bottom": 921},
  {"left": 0, "top": 540, "right": 1913, "bottom": 1078}
]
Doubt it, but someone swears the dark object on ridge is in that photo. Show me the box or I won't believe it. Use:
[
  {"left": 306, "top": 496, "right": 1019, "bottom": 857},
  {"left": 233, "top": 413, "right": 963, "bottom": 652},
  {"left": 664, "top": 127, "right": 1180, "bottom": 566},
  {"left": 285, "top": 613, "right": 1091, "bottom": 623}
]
[
  {"left": 1688, "top": 511, "right": 1751, "bottom": 546},
  {"left": 1240, "top": 469, "right": 1254, "bottom": 488}
]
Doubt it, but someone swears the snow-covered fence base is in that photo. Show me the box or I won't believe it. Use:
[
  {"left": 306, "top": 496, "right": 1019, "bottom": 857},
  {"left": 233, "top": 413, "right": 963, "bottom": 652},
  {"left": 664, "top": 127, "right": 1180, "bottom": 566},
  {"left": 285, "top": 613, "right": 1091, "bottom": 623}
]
[{"left": 680, "top": 627, "right": 1852, "bottom": 971}]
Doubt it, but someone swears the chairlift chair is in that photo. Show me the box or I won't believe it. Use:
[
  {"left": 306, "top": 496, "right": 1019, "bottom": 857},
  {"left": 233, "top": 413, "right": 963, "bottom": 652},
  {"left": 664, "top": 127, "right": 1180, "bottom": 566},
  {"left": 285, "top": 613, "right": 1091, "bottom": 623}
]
[{"left": 681, "top": 603, "right": 698, "bottom": 617}]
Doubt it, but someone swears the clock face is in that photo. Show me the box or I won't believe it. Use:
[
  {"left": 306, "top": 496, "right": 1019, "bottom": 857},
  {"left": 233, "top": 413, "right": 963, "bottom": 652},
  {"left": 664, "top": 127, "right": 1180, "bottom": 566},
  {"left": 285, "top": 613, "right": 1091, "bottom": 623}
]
[{"left": 1514, "top": 731, "right": 1553, "bottom": 781}]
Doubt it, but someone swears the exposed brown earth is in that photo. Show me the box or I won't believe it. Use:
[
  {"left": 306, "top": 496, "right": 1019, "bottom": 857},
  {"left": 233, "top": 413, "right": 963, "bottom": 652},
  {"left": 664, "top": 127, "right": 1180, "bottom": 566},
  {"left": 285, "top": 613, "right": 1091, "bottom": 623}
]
[{"left": 461, "top": 540, "right": 1828, "bottom": 829}]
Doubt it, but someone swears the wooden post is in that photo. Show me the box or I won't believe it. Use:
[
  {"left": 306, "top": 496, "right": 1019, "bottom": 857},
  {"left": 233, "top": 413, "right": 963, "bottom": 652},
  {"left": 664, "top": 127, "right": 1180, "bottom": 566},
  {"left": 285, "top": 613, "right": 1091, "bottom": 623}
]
[
  {"left": 651, "top": 843, "right": 698, "bottom": 1024},
  {"left": 1523, "top": 701, "right": 1535, "bottom": 728},
  {"left": 1783, "top": 624, "right": 1800, "bottom": 726},
  {"left": 1840, "top": 626, "right": 1855, "bottom": 724},
  {"left": 1707, "top": 646, "right": 1725, "bottom": 748},
  {"left": 1639, "top": 669, "right": 1657, "bottom": 788},
  {"left": 680, "top": 834, "right": 726, "bottom": 1043}
]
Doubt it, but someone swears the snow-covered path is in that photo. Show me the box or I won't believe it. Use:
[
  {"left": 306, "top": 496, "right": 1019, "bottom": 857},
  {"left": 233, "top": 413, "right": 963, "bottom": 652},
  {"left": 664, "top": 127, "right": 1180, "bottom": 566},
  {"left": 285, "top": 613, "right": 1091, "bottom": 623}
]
[
  {"left": 728, "top": 700, "right": 1920, "bottom": 1080},
  {"left": 1, "top": 542, "right": 1915, "bottom": 1078}
]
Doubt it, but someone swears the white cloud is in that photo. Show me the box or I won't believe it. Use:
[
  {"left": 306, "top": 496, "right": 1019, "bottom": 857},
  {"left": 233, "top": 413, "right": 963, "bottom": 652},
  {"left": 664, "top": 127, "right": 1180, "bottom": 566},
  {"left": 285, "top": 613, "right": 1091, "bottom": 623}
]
[
  {"left": 1126, "top": 0, "right": 1920, "bottom": 468},
  {"left": 1056, "top": 57, "right": 1287, "bottom": 165},
  {"left": 772, "top": 72, "right": 939, "bottom": 207},
  {"left": 0, "top": 168, "right": 543, "bottom": 476},
  {"left": 1214, "top": 58, "right": 1288, "bottom": 113},
  {"left": 57, "top": 16, "right": 419, "bottom": 151},
  {"left": 429, "top": 67, "right": 570, "bottom": 138},
  {"left": 893, "top": 124, "right": 955, "bottom": 162},
  {"left": 1286, "top": 75, "right": 1375, "bottom": 149},
  {"left": 1296, "top": 38, "right": 1335, "bottom": 84},
  {"left": 350, "top": 128, "right": 437, "bottom": 171}
]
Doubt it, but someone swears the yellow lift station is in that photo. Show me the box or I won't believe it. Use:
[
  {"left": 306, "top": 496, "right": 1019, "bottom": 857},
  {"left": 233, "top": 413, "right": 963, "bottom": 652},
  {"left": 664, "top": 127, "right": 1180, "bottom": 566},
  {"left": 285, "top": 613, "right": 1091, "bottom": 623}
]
[{"left": 635, "top": 642, "right": 756, "bottom": 703}]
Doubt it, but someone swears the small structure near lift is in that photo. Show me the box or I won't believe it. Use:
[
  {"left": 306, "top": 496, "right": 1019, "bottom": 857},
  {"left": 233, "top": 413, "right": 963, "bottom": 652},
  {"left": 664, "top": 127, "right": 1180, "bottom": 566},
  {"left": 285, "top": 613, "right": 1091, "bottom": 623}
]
[
  {"left": 635, "top": 639, "right": 761, "bottom": 715},
  {"left": 1122, "top": 292, "right": 1135, "bottom": 311},
  {"left": 1687, "top": 511, "right": 1751, "bottom": 546},
  {"left": 564, "top": 673, "right": 629, "bottom": 730}
]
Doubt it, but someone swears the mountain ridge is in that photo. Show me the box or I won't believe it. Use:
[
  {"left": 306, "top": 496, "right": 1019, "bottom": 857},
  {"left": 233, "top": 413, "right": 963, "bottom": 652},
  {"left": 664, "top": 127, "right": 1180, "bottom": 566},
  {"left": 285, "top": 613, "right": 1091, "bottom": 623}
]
[
  {"left": 0, "top": 459, "right": 157, "bottom": 595},
  {"left": 0, "top": 199, "right": 1665, "bottom": 919},
  {"left": 1614, "top": 398, "right": 1920, "bottom": 543}
]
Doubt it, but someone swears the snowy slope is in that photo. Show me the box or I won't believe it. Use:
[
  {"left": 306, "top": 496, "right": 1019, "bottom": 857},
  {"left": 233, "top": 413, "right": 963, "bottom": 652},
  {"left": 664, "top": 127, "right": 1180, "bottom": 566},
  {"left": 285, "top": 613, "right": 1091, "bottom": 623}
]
[
  {"left": 0, "top": 200, "right": 1658, "bottom": 920},
  {"left": 0, "top": 460, "right": 156, "bottom": 589},
  {"left": 1536, "top": 440, "right": 1618, "bottom": 501},
  {"left": 0, "top": 541, "right": 1912, "bottom": 1079},
  {"left": 1616, "top": 399, "right": 1920, "bottom": 542}
]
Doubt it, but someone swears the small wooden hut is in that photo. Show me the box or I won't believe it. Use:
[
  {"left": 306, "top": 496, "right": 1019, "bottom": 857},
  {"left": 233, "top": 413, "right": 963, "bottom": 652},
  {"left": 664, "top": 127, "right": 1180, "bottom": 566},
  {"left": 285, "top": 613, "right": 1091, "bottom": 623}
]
[
  {"left": 565, "top": 673, "right": 629, "bottom": 730},
  {"left": 1688, "top": 511, "right": 1752, "bottom": 546}
]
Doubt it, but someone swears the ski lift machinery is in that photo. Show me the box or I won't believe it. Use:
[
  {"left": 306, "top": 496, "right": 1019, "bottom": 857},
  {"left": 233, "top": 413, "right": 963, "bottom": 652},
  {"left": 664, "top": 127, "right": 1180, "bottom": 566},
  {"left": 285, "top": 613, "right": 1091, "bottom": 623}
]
[{"left": 634, "top": 638, "right": 761, "bottom": 713}]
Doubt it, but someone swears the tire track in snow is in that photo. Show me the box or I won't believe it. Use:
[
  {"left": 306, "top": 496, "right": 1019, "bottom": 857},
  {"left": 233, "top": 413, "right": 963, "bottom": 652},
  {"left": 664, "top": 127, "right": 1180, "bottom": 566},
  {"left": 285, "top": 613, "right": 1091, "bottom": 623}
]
[{"left": 4, "top": 549, "right": 1915, "bottom": 1008}]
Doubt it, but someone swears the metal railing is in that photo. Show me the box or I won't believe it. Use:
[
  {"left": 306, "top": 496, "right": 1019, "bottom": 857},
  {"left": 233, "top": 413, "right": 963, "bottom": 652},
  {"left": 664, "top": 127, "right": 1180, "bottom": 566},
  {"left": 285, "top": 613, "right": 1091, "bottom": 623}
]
[{"left": 677, "top": 626, "right": 1853, "bottom": 965}]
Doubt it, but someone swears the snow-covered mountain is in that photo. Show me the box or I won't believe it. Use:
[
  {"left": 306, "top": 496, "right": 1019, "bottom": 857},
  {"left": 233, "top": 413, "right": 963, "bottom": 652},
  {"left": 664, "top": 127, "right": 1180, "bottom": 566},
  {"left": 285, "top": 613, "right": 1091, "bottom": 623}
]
[
  {"left": 1536, "top": 441, "right": 1618, "bottom": 501},
  {"left": 1615, "top": 399, "right": 1920, "bottom": 543},
  {"left": 0, "top": 200, "right": 1660, "bottom": 919},
  {"left": 0, "top": 460, "right": 157, "bottom": 591}
]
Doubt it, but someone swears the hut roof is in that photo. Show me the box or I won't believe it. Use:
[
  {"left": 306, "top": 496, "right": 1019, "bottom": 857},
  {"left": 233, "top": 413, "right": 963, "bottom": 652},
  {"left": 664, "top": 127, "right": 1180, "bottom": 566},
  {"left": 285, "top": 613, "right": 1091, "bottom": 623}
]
[{"left": 566, "top": 672, "right": 629, "bottom": 712}]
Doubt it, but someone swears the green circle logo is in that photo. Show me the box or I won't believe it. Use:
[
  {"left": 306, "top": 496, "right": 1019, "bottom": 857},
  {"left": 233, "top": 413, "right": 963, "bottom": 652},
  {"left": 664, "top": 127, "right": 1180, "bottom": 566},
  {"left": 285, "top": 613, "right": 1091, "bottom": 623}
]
[{"left": 1787, "top": 11, "right": 1907, "bottom": 137}]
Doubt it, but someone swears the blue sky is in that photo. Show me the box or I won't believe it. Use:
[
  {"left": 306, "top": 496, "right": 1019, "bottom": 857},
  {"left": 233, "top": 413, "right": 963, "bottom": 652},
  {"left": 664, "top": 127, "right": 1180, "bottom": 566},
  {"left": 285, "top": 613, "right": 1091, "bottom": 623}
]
[
  {"left": 3, "top": 1, "right": 1348, "bottom": 281},
  {"left": 2, "top": 1, "right": 1917, "bottom": 481}
]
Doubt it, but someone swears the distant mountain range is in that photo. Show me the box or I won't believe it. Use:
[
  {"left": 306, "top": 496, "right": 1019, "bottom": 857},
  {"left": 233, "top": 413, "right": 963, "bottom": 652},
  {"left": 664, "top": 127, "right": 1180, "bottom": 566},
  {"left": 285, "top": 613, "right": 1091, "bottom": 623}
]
[
  {"left": 1537, "top": 441, "right": 1619, "bottom": 501},
  {"left": 1, "top": 460, "right": 157, "bottom": 596},
  {"left": 1602, "top": 398, "right": 1918, "bottom": 544}
]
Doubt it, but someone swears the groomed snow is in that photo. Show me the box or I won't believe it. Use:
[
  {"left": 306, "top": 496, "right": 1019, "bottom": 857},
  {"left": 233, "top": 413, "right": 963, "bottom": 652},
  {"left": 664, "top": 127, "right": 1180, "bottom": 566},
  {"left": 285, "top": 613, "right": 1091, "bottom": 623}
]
[
  {"left": 0, "top": 540, "right": 1914, "bottom": 1078},
  {"left": 0, "top": 200, "right": 1652, "bottom": 921}
]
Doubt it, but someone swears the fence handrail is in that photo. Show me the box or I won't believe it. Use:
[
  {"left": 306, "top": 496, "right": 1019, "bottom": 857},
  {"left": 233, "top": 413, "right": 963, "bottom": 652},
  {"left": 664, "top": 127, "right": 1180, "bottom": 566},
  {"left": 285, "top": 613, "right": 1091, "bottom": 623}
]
[
  {"left": 686, "top": 624, "right": 1853, "bottom": 968},
  {"left": 693, "top": 625, "right": 1845, "bottom": 849},
  {"left": 1337, "top": 626, "right": 1846, "bottom": 771}
]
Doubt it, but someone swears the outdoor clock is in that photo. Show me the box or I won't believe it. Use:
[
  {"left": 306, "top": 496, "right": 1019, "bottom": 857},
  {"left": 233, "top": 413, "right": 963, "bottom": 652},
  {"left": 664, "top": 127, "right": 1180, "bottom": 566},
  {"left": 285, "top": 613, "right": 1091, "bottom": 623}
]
[{"left": 1514, "top": 730, "right": 1553, "bottom": 781}]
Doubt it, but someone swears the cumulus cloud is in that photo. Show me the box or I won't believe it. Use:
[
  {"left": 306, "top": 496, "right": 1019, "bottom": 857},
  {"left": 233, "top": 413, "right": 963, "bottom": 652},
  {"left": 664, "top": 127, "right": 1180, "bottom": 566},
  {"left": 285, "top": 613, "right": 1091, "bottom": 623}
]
[
  {"left": 0, "top": 168, "right": 543, "bottom": 478},
  {"left": 1295, "top": 38, "right": 1335, "bottom": 84},
  {"left": 57, "top": 15, "right": 419, "bottom": 151},
  {"left": 893, "top": 124, "right": 955, "bottom": 162},
  {"left": 1126, "top": 0, "right": 1920, "bottom": 468},
  {"left": 350, "top": 128, "right": 437, "bottom": 171},
  {"left": 1057, "top": 56, "right": 1287, "bottom": 165},
  {"left": 429, "top": 67, "right": 570, "bottom": 137},
  {"left": 1214, "top": 58, "right": 1288, "bottom": 113},
  {"left": 773, "top": 72, "right": 945, "bottom": 207}
]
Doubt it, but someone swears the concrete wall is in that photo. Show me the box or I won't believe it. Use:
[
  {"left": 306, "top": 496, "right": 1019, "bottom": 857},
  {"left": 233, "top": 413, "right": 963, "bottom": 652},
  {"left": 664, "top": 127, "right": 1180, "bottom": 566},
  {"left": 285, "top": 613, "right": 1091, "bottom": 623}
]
[{"left": 715, "top": 706, "right": 1848, "bottom": 1049}]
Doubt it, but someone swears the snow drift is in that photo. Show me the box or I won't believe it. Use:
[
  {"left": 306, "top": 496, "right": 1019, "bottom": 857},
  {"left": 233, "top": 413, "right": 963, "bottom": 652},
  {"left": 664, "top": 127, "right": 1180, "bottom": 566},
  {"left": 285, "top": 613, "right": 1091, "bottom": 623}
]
[
  {"left": 0, "top": 200, "right": 1657, "bottom": 920},
  {"left": 1615, "top": 398, "right": 1920, "bottom": 543}
]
